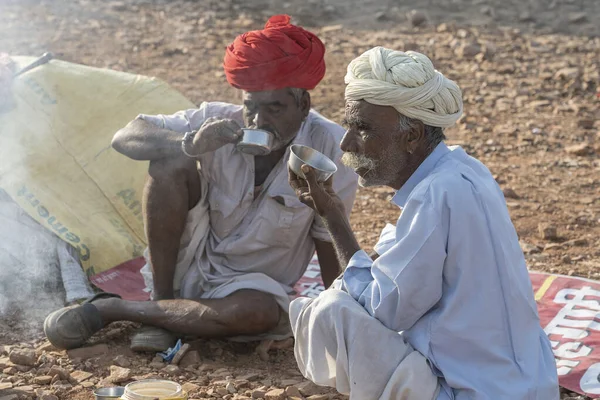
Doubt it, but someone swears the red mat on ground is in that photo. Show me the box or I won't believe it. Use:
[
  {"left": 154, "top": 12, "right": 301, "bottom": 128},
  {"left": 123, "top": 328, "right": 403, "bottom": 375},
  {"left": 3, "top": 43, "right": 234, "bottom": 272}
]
[{"left": 91, "top": 255, "right": 600, "bottom": 397}]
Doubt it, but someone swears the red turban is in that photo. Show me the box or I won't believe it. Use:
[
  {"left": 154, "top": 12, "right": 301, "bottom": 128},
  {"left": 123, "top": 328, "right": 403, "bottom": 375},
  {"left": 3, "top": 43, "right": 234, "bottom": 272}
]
[{"left": 223, "top": 15, "right": 326, "bottom": 92}]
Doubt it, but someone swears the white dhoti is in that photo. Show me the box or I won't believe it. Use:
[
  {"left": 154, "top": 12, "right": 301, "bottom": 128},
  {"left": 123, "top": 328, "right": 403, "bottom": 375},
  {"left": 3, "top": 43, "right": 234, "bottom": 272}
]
[
  {"left": 140, "top": 188, "right": 293, "bottom": 341},
  {"left": 290, "top": 289, "right": 440, "bottom": 400}
]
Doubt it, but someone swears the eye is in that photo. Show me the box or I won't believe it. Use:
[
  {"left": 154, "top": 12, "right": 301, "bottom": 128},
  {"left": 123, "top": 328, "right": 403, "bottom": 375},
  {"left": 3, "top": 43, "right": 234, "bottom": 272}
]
[{"left": 267, "top": 105, "right": 283, "bottom": 114}]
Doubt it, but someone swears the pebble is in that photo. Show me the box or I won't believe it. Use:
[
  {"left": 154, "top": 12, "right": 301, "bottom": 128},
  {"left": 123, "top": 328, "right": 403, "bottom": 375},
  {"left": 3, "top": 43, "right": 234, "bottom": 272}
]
[
  {"left": 296, "top": 381, "right": 325, "bottom": 397},
  {"left": 107, "top": 365, "right": 131, "bottom": 383},
  {"left": 285, "top": 386, "right": 303, "bottom": 397},
  {"left": 264, "top": 388, "right": 286, "bottom": 400},
  {"left": 66, "top": 344, "right": 109, "bottom": 359},
  {"left": 70, "top": 370, "right": 93, "bottom": 382},
  {"left": 171, "top": 343, "right": 191, "bottom": 365},
  {"left": 538, "top": 223, "right": 558, "bottom": 240},
  {"left": 502, "top": 188, "right": 519, "bottom": 199},
  {"left": 33, "top": 375, "right": 53, "bottom": 385},
  {"left": 113, "top": 355, "right": 131, "bottom": 368},
  {"left": 179, "top": 350, "right": 201, "bottom": 368},
  {"left": 565, "top": 143, "right": 591, "bottom": 156},
  {"left": 8, "top": 349, "right": 36, "bottom": 367},
  {"left": 226, "top": 381, "right": 237, "bottom": 393},
  {"left": 162, "top": 365, "right": 180, "bottom": 376},
  {"left": 251, "top": 389, "right": 266, "bottom": 399},
  {"left": 407, "top": 10, "right": 427, "bottom": 27}
]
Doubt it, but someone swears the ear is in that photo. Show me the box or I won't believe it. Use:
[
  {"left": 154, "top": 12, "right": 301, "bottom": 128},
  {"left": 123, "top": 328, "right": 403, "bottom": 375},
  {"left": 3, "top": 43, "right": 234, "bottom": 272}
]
[
  {"left": 300, "top": 91, "right": 311, "bottom": 118},
  {"left": 405, "top": 120, "right": 425, "bottom": 154}
]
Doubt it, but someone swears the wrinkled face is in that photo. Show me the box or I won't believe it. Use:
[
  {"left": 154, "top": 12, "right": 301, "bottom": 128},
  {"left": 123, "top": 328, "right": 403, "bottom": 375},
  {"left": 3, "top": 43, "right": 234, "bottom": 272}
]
[
  {"left": 243, "top": 88, "right": 310, "bottom": 152},
  {"left": 341, "top": 100, "right": 410, "bottom": 188}
]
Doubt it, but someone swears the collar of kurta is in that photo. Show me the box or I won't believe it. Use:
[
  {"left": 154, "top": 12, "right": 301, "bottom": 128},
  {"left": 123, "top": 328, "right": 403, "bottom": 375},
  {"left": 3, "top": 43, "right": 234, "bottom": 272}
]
[{"left": 392, "top": 142, "right": 451, "bottom": 208}]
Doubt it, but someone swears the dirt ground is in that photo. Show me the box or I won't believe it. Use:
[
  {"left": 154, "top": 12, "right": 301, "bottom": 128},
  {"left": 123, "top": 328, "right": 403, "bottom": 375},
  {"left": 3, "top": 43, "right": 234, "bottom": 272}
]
[{"left": 0, "top": 0, "right": 599, "bottom": 399}]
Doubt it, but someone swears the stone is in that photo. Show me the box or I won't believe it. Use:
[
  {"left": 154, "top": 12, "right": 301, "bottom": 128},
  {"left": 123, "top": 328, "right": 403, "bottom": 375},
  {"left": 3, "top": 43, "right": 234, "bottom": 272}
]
[
  {"left": 251, "top": 389, "right": 266, "bottom": 399},
  {"left": 171, "top": 343, "right": 191, "bottom": 366},
  {"left": 520, "top": 241, "right": 541, "bottom": 254},
  {"left": 179, "top": 350, "right": 201, "bottom": 368},
  {"left": 162, "top": 365, "right": 180, "bottom": 376},
  {"left": 113, "top": 355, "right": 131, "bottom": 368},
  {"left": 0, "top": 395, "right": 18, "bottom": 400},
  {"left": 35, "top": 342, "right": 56, "bottom": 354},
  {"left": 455, "top": 42, "right": 481, "bottom": 58},
  {"left": 577, "top": 119, "right": 595, "bottom": 129},
  {"left": 0, "top": 382, "right": 13, "bottom": 390},
  {"left": 70, "top": 370, "right": 93, "bottom": 382},
  {"left": 238, "top": 372, "right": 261, "bottom": 382},
  {"left": 518, "top": 11, "right": 534, "bottom": 22},
  {"left": 265, "top": 388, "right": 286, "bottom": 400},
  {"left": 281, "top": 379, "right": 302, "bottom": 386},
  {"left": 375, "top": 11, "right": 386, "bottom": 21},
  {"left": 296, "top": 381, "right": 325, "bottom": 397},
  {"left": 554, "top": 67, "right": 581, "bottom": 80},
  {"left": 285, "top": 386, "right": 303, "bottom": 398},
  {"left": 48, "top": 366, "right": 72, "bottom": 381},
  {"left": 39, "top": 394, "right": 59, "bottom": 400},
  {"left": 67, "top": 344, "right": 109, "bottom": 359},
  {"left": 437, "top": 23, "right": 451, "bottom": 33},
  {"left": 502, "top": 188, "right": 519, "bottom": 199},
  {"left": 216, "top": 387, "right": 229, "bottom": 396},
  {"left": 226, "top": 382, "right": 237, "bottom": 394},
  {"left": 568, "top": 12, "right": 587, "bottom": 23},
  {"left": 564, "top": 238, "right": 588, "bottom": 247},
  {"left": 407, "top": 10, "right": 427, "bottom": 27},
  {"left": 182, "top": 382, "right": 200, "bottom": 393},
  {"left": 565, "top": 143, "right": 591, "bottom": 156},
  {"left": 9, "top": 349, "right": 36, "bottom": 366},
  {"left": 107, "top": 365, "right": 131, "bottom": 383},
  {"left": 538, "top": 223, "right": 558, "bottom": 240},
  {"left": 3, "top": 366, "right": 17, "bottom": 374},
  {"left": 33, "top": 375, "right": 53, "bottom": 385},
  {"left": 307, "top": 396, "right": 330, "bottom": 400}
]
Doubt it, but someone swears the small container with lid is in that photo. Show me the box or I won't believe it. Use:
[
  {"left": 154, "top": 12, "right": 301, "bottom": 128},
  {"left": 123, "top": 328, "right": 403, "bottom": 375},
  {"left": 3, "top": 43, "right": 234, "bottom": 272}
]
[{"left": 120, "top": 379, "right": 187, "bottom": 400}]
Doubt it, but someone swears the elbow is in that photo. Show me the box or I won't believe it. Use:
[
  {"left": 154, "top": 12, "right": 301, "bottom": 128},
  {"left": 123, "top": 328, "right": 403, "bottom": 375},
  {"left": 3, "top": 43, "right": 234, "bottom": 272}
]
[
  {"left": 111, "top": 129, "right": 127, "bottom": 154},
  {"left": 111, "top": 128, "right": 142, "bottom": 160}
]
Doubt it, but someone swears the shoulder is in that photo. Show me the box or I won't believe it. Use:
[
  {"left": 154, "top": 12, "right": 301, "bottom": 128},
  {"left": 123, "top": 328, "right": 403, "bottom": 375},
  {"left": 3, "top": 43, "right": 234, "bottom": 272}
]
[
  {"left": 410, "top": 155, "right": 487, "bottom": 213},
  {"left": 199, "top": 101, "right": 244, "bottom": 122}
]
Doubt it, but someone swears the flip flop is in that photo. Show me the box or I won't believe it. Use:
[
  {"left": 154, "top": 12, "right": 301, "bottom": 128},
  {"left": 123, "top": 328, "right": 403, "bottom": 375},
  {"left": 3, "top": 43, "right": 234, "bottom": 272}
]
[
  {"left": 43, "top": 292, "right": 121, "bottom": 350},
  {"left": 130, "top": 325, "right": 176, "bottom": 353}
]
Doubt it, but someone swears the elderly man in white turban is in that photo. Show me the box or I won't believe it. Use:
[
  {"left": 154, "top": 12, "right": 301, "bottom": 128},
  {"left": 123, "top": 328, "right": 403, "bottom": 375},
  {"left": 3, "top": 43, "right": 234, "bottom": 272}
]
[{"left": 288, "top": 47, "right": 559, "bottom": 399}]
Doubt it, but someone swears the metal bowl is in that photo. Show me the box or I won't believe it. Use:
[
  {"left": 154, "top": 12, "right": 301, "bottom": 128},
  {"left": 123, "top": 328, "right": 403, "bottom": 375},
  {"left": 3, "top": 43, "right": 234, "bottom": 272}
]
[
  {"left": 236, "top": 128, "right": 274, "bottom": 156},
  {"left": 288, "top": 144, "right": 337, "bottom": 182},
  {"left": 93, "top": 386, "right": 125, "bottom": 400}
]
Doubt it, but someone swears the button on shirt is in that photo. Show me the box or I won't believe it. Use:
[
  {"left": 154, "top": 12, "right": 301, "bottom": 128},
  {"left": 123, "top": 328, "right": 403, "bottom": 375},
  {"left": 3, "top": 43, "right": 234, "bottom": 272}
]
[
  {"left": 138, "top": 102, "right": 358, "bottom": 295},
  {"left": 339, "top": 143, "right": 559, "bottom": 399}
]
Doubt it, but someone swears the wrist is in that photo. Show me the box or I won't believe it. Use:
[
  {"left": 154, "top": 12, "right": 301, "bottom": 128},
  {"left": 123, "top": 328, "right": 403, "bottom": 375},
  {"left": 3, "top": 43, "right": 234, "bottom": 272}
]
[{"left": 181, "top": 130, "right": 201, "bottom": 157}]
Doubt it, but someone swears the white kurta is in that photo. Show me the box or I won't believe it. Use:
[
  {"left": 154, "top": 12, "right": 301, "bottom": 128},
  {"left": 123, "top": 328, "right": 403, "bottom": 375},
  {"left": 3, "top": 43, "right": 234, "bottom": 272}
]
[{"left": 138, "top": 102, "right": 358, "bottom": 338}]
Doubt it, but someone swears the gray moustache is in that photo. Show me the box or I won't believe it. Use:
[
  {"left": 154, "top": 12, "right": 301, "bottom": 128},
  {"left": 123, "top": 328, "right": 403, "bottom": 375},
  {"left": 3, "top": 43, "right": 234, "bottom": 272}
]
[{"left": 341, "top": 152, "right": 377, "bottom": 171}]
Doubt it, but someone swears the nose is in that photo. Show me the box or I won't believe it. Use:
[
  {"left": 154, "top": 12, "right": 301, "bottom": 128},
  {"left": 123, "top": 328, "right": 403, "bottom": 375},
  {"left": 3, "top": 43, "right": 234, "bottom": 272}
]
[
  {"left": 254, "top": 110, "right": 268, "bottom": 130},
  {"left": 340, "top": 129, "right": 359, "bottom": 153}
]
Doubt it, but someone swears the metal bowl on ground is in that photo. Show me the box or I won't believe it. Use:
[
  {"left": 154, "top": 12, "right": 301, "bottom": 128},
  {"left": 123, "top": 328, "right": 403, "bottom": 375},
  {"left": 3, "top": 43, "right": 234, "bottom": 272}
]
[
  {"left": 288, "top": 144, "right": 337, "bottom": 182},
  {"left": 236, "top": 128, "right": 274, "bottom": 156},
  {"left": 93, "top": 386, "right": 125, "bottom": 400}
]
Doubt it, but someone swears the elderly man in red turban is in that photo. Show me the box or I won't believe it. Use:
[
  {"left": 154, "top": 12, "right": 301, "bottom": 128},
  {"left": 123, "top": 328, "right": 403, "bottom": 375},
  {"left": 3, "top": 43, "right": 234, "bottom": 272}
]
[{"left": 43, "top": 15, "right": 358, "bottom": 353}]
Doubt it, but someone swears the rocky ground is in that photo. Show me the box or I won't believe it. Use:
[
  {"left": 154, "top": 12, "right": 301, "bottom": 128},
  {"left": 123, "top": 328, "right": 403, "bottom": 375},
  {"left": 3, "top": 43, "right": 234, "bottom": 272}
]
[{"left": 0, "top": 0, "right": 599, "bottom": 399}]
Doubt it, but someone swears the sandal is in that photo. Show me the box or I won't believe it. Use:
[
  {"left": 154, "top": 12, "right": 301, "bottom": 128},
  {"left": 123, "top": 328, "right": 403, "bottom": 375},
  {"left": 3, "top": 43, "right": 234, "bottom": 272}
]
[
  {"left": 130, "top": 325, "right": 176, "bottom": 353},
  {"left": 43, "top": 292, "right": 121, "bottom": 350}
]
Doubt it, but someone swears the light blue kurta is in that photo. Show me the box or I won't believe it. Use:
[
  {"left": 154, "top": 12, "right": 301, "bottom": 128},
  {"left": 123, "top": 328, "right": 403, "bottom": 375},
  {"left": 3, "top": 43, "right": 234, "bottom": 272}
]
[{"left": 340, "top": 143, "right": 559, "bottom": 399}]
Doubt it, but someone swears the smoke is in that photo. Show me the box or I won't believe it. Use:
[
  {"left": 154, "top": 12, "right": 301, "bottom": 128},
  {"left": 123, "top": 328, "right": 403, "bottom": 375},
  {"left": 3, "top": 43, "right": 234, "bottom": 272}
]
[{"left": 0, "top": 189, "right": 72, "bottom": 342}]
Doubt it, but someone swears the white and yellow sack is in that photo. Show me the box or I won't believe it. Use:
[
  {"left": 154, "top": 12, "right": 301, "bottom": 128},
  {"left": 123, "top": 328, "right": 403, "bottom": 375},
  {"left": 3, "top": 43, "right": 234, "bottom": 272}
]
[{"left": 0, "top": 56, "right": 194, "bottom": 276}]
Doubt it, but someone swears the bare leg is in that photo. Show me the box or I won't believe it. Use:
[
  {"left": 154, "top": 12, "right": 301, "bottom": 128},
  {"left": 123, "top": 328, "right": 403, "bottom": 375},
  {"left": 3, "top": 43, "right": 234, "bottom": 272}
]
[
  {"left": 143, "top": 156, "right": 201, "bottom": 300},
  {"left": 93, "top": 289, "right": 281, "bottom": 337}
]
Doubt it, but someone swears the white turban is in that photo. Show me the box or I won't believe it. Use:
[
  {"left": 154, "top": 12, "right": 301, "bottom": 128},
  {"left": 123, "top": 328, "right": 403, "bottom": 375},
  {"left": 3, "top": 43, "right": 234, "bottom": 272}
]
[{"left": 344, "top": 47, "right": 463, "bottom": 128}]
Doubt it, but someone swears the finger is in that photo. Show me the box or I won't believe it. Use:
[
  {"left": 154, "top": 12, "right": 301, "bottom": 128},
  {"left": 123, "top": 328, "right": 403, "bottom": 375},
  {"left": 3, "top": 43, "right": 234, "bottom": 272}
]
[
  {"left": 288, "top": 166, "right": 307, "bottom": 191},
  {"left": 301, "top": 165, "right": 322, "bottom": 194}
]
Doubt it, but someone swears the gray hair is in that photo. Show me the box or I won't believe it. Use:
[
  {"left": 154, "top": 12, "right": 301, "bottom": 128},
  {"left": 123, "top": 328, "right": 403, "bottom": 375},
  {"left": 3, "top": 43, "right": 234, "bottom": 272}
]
[
  {"left": 288, "top": 88, "right": 307, "bottom": 106},
  {"left": 398, "top": 113, "right": 446, "bottom": 152}
]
